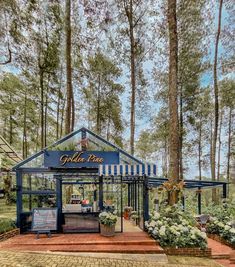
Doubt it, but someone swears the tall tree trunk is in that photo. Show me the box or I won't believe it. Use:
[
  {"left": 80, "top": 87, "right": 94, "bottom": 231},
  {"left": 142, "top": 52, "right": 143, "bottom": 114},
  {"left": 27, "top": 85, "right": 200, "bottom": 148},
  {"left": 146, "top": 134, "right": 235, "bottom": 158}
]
[
  {"left": 44, "top": 87, "right": 48, "bottom": 147},
  {"left": 198, "top": 117, "right": 202, "bottom": 181},
  {"left": 179, "top": 86, "right": 183, "bottom": 180},
  {"left": 9, "top": 94, "right": 13, "bottom": 145},
  {"left": 56, "top": 65, "right": 63, "bottom": 139},
  {"left": 226, "top": 107, "right": 232, "bottom": 181},
  {"left": 168, "top": 0, "right": 179, "bottom": 205},
  {"left": 96, "top": 76, "right": 101, "bottom": 134},
  {"left": 106, "top": 115, "right": 111, "bottom": 141},
  {"left": 39, "top": 68, "right": 44, "bottom": 149},
  {"left": 3, "top": 118, "right": 7, "bottom": 139},
  {"left": 22, "top": 92, "right": 27, "bottom": 159},
  {"left": 56, "top": 88, "right": 61, "bottom": 140},
  {"left": 164, "top": 137, "right": 168, "bottom": 178},
  {"left": 60, "top": 96, "right": 66, "bottom": 138},
  {"left": 71, "top": 91, "right": 75, "bottom": 131},
  {"left": 217, "top": 111, "right": 223, "bottom": 181},
  {"left": 65, "top": 0, "right": 73, "bottom": 134},
  {"left": 124, "top": 0, "right": 136, "bottom": 156},
  {"left": 211, "top": 0, "right": 223, "bottom": 202}
]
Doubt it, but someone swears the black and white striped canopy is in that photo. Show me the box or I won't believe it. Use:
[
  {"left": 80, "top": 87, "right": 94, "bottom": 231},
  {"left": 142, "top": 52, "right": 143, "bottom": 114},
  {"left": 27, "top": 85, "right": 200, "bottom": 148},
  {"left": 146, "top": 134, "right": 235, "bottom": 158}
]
[{"left": 99, "top": 164, "right": 157, "bottom": 176}]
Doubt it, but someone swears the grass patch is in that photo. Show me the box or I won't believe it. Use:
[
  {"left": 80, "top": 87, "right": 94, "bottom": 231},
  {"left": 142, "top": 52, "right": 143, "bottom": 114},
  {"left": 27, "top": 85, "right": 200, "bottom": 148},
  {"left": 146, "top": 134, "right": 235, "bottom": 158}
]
[
  {"left": 0, "top": 218, "right": 16, "bottom": 234},
  {"left": 0, "top": 199, "right": 16, "bottom": 220}
]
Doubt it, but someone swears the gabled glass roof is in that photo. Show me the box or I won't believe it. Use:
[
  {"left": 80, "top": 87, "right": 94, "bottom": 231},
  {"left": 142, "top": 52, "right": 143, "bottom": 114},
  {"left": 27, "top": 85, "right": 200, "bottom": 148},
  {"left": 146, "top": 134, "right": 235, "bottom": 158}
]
[
  {"left": 0, "top": 135, "right": 22, "bottom": 167},
  {"left": 13, "top": 127, "right": 143, "bottom": 170}
]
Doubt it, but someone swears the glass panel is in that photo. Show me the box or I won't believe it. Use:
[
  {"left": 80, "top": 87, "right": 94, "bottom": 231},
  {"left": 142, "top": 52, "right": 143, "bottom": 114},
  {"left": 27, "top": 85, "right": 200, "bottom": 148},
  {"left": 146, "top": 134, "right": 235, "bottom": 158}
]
[
  {"left": 50, "top": 134, "right": 82, "bottom": 151},
  {"left": 119, "top": 153, "right": 141, "bottom": 165},
  {"left": 103, "top": 177, "right": 122, "bottom": 232},
  {"left": 22, "top": 173, "right": 56, "bottom": 191},
  {"left": 86, "top": 132, "right": 116, "bottom": 151},
  {"left": 19, "top": 153, "right": 44, "bottom": 168},
  {"left": 62, "top": 177, "right": 99, "bottom": 213},
  {"left": 22, "top": 194, "right": 56, "bottom": 212}
]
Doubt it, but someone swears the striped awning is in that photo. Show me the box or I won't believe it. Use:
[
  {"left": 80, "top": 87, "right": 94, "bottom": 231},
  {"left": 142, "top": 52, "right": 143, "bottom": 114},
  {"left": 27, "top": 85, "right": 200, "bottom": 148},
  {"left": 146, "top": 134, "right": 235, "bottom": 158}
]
[{"left": 99, "top": 164, "right": 157, "bottom": 176}]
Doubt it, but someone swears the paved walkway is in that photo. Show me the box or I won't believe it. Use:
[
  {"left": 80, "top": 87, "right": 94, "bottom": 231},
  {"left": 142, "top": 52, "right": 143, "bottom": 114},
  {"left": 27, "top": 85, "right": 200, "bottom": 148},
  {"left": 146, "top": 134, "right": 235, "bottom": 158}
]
[
  {"left": 207, "top": 238, "right": 235, "bottom": 267},
  {"left": 0, "top": 250, "right": 220, "bottom": 267}
]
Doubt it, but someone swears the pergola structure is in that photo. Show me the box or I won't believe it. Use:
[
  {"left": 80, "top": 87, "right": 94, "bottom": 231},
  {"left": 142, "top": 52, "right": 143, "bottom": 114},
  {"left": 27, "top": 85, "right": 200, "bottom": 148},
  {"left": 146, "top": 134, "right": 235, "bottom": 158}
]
[
  {"left": 0, "top": 135, "right": 22, "bottom": 164},
  {"left": 12, "top": 127, "right": 227, "bottom": 234}
]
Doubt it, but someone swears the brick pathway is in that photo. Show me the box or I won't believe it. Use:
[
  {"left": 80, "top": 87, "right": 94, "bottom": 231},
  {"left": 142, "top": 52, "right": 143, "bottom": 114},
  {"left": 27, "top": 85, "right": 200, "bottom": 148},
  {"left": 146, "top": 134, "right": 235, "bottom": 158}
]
[
  {"left": 0, "top": 251, "right": 219, "bottom": 267},
  {"left": 207, "top": 238, "right": 235, "bottom": 267}
]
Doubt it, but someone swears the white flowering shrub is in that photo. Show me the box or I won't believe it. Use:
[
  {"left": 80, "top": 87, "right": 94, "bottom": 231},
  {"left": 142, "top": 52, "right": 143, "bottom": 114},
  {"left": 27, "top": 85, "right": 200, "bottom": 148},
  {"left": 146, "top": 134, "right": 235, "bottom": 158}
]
[
  {"left": 203, "top": 199, "right": 235, "bottom": 223},
  {"left": 203, "top": 199, "right": 235, "bottom": 245},
  {"left": 207, "top": 219, "right": 235, "bottom": 245},
  {"left": 145, "top": 205, "right": 207, "bottom": 249},
  {"left": 99, "top": 211, "right": 117, "bottom": 226}
]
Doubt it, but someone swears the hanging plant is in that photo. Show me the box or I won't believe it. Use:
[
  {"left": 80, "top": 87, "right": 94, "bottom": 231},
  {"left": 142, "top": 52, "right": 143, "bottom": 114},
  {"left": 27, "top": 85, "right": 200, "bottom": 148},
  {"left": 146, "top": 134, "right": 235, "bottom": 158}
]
[{"left": 159, "top": 180, "right": 185, "bottom": 193}]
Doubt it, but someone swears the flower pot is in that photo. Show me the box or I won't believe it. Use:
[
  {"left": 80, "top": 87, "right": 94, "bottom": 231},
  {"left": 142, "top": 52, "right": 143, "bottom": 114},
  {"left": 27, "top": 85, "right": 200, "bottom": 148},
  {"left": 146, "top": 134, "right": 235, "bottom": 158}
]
[{"left": 100, "top": 224, "right": 115, "bottom": 237}]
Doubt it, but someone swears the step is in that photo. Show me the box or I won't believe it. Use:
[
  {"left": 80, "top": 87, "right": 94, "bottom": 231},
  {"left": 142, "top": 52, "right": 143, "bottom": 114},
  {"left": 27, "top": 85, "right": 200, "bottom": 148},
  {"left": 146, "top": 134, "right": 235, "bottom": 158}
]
[
  {"left": 211, "top": 254, "right": 230, "bottom": 259},
  {"left": 49, "top": 244, "right": 164, "bottom": 254},
  {"left": 7, "top": 240, "right": 157, "bottom": 246}
]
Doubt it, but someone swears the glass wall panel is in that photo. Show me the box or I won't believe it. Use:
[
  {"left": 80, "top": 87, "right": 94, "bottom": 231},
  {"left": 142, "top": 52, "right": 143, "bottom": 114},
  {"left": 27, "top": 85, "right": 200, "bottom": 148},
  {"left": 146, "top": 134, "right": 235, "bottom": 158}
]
[
  {"left": 22, "top": 173, "right": 56, "bottom": 191},
  {"left": 22, "top": 194, "right": 56, "bottom": 212},
  {"left": 103, "top": 177, "right": 122, "bottom": 232}
]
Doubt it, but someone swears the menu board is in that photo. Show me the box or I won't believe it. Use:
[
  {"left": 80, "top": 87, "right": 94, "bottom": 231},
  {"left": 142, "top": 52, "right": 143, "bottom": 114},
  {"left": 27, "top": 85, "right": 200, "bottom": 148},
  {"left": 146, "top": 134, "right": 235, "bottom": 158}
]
[{"left": 32, "top": 208, "right": 58, "bottom": 231}]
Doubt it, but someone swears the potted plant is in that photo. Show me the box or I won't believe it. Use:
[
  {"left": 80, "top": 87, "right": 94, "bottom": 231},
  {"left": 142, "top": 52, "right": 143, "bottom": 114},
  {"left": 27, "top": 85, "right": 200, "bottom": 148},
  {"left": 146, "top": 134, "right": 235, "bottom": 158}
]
[
  {"left": 130, "top": 211, "right": 139, "bottom": 226},
  {"left": 123, "top": 206, "right": 132, "bottom": 220},
  {"left": 99, "top": 211, "right": 117, "bottom": 237}
]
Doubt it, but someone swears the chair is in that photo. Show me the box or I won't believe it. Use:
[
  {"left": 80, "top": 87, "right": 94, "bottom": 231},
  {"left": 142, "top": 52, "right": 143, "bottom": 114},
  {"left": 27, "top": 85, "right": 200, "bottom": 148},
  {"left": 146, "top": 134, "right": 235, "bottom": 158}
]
[{"left": 199, "top": 214, "right": 210, "bottom": 232}]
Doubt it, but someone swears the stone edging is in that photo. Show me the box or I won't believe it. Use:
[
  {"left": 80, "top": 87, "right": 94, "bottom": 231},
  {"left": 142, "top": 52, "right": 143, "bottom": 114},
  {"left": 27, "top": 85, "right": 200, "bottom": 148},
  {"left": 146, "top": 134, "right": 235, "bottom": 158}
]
[
  {"left": 163, "top": 247, "right": 212, "bottom": 257},
  {"left": 0, "top": 228, "right": 19, "bottom": 242},
  {"left": 207, "top": 233, "right": 235, "bottom": 249}
]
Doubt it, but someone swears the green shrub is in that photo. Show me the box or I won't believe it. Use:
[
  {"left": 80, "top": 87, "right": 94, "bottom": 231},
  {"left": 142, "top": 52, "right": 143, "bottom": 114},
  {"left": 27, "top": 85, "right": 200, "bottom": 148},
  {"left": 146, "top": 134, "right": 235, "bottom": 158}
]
[
  {"left": 99, "top": 211, "right": 117, "bottom": 226},
  {"left": 0, "top": 218, "right": 16, "bottom": 234},
  {"left": 8, "top": 192, "right": 17, "bottom": 204},
  {"left": 207, "top": 219, "right": 235, "bottom": 245},
  {"left": 203, "top": 199, "right": 235, "bottom": 222},
  {"left": 146, "top": 205, "right": 207, "bottom": 249}
]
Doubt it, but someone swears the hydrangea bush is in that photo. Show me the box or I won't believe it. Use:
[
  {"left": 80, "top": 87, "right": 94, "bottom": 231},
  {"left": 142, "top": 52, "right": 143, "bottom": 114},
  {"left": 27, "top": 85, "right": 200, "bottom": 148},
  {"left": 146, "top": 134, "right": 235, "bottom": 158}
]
[
  {"left": 99, "top": 211, "right": 117, "bottom": 226},
  {"left": 207, "top": 219, "right": 235, "bottom": 245},
  {"left": 204, "top": 199, "right": 235, "bottom": 245},
  {"left": 145, "top": 205, "right": 207, "bottom": 249}
]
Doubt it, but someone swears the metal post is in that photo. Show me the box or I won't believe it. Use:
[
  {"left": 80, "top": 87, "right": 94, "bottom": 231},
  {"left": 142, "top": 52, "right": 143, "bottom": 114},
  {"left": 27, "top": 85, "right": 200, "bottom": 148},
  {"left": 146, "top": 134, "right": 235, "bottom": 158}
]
[
  {"left": 127, "top": 183, "right": 130, "bottom": 206},
  {"left": 99, "top": 175, "right": 103, "bottom": 211},
  {"left": 130, "top": 183, "right": 133, "bottom": 207},
  {"left": 143, "top": 175, "right": 149, "bottom": 225},
  {"left": 120, "top": 176, "right": 123, "bottom": 232},
  {"left": 56, "top": 176, "right": 62, "bottom": 232},
  {"left": 182, "top": 195, "right": 185, "bottom": 211},
  {"left": 16, "top": 170, "right": 22, "bottom": 229},
  {"left": 81, "top": 129, "right": 87, "bottom": 151},
  {"left": 94, "top": 189, "right": 97, "bottom": 201},
  {"left": 29, "top": 174, "right": 32, "bottom": 211},
  {"left": 197, "top": 187, "right": 201, "bottom": 215},
  {"left": 134, "top": 181, "right": 137, "bottom": 211},
  {"left": 222, "top": 183, "right": 227, "bottom": 199}
]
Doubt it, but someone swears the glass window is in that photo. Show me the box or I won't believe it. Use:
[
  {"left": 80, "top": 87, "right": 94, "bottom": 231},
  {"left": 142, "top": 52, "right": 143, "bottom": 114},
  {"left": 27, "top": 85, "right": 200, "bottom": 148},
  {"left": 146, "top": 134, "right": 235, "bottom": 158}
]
[
  {"left": 22, "top": 194, "right": 56, "bottom": 212},
  {"left": 22, "top": 173, "right": 56, "bottom": 191}
]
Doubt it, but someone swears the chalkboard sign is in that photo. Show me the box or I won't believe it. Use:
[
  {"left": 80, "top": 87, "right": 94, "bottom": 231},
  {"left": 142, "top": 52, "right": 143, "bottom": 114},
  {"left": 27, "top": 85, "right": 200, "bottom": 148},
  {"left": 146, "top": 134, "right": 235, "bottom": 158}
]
[{"left": 32, "top": 208, "right": 58, "bottom": 231}]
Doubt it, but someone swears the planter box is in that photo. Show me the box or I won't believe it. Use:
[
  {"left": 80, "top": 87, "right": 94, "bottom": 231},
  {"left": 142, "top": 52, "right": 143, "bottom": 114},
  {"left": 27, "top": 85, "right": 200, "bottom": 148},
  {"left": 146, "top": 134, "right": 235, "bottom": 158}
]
[
  {"left": 100, "top": 224, "right": 115, "bottom": 237},
  {"left": 207, "top": 233, "right": 235, "bottom": 249},
  {"left": 164, "top": 247, "right": 212, "bottom": 257},
  {"left": 0, "top": 228, "right": 19, "bottom": 242}
]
